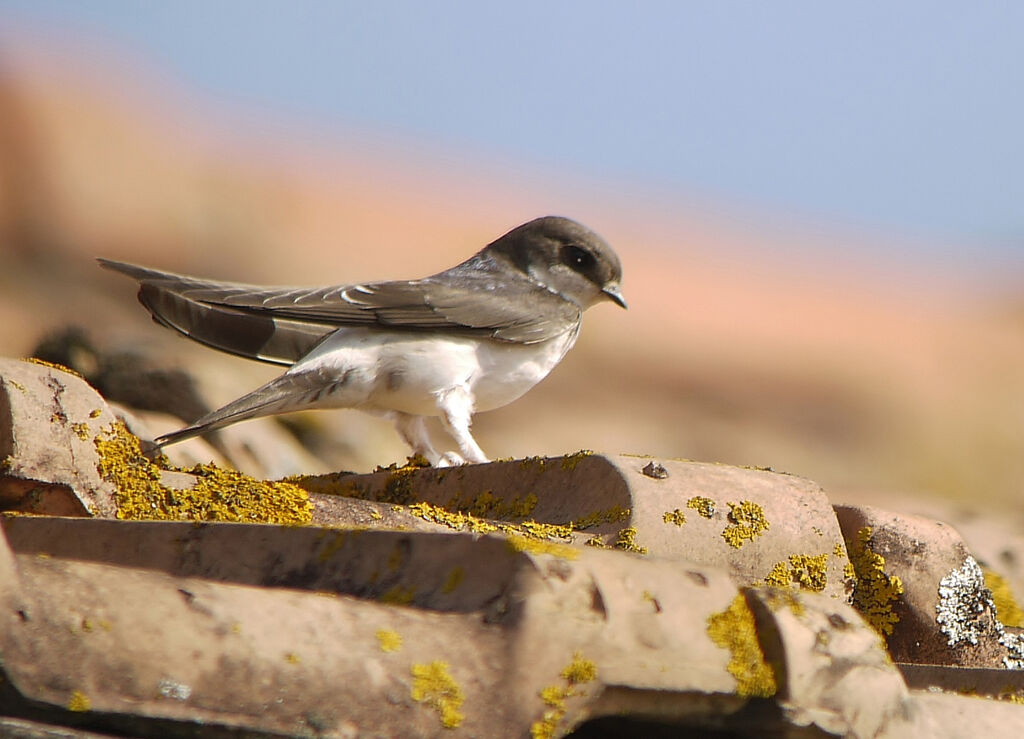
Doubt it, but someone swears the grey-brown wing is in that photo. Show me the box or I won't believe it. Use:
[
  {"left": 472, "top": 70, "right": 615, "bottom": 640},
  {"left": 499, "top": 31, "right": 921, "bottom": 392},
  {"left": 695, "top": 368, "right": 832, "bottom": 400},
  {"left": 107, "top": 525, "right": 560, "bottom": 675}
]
[{"left": 99, "top": 258, "right": 579, "bottom": 359}]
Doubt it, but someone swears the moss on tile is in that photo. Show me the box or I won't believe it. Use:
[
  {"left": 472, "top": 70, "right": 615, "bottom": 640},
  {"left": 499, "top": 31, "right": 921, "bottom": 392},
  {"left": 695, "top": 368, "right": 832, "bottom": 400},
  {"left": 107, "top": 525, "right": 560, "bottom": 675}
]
[
  {"left": 662, "top": 509, "right": 686, "bottom": 526},
  {"left": 442, "top": 566, "right": 465, "bottom": 594},
  {"left": 23, "top": 357, "right": 84, "bottom": 379},
  {"left": 410, "top": 660, "right": 464, "bottom": 729},
  {"left": 721, "top": 501, "right": 769, "bottom": 549},
  {"left": 707, "top": 593, "right": 777, "bottom": 698},
  {"left": 848, "top": 527, "right": 904, "bottom": 636},
  {"left": 613, "top": 526, "right": 648, "bottom": 555},
  {"left": 95, "top": 421, "right": 312, "bottom": 524},
  {"left": 506, "top": 535, "right": 579, "bottom": 560},
  {"left": 686, "top": 495, "right": 716, "bottom": 519},
  {"left": 559, "top": 450, "right": 593, "bottom": 472},
  {"left": 983, "top": 569, "right": 1024, "bottom": 628},
  {"left": 530, "top": 652, "right": 597, "bottom": 739},
  {"left": 375, "top": 629, "right": 403, "bottom": 653},
  {"left": 67, "top": 690, "right": 91, "bottom": 712}
]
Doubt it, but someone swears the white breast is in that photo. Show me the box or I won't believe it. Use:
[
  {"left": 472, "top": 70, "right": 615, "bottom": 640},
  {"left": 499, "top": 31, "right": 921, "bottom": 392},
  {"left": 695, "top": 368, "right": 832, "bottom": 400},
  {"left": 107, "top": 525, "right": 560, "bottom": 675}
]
[
  {"left": 469, "top": 326, "right": 580, "bottom": 412},
  {"left": 288, "top": 325, "right": 580, "bottom": 418}
]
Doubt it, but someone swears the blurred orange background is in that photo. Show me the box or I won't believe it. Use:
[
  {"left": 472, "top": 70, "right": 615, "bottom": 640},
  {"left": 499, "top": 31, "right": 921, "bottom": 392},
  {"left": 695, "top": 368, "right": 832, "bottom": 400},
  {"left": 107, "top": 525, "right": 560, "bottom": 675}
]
[{"left": 0, "top": 35, "right": 1021, "bottom": 511}]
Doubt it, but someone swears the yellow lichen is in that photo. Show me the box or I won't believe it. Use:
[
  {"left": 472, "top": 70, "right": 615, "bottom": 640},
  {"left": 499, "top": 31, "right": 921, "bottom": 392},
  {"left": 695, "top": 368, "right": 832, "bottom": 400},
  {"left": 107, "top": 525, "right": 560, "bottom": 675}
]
[
  {"left": 442, "top": 566, "right": 465, "bottom": 594},
  {"left": 848, "top": 527, "right": 904, "bottom": 636},
  {"left": 764, "top": 562, "right": 792, "bottom": 588},
  {"left": 998, "top": 687, "right": 1024, "bottom": 704},
  {"left": 410, "top": 661, "right": 465, "bottom": 729},
  {"left": 787, "top": 553, "right": 829, "bottom": 591},
  {"left": 519, "top": 456, "right": 548, "bottom": 473},
  {"left": 95, "top": 422, "right": 312, "bottom": 524},
  {"left": 686, "top": 495, "right": 716, "bottom": 519},
  {"left": 407, "top": 501, "right": 498, "bottom": 534},
  {"left": 284, "top": 652, "right": 301, "bottom": 664},
  {"left": 375, "top": 629, "right": 403, "bottom": 653},
  {"left": 71, "top": 422, "right": 91, "bottom": 441},
  {"left": 833, "top": 542, "right": 847, "bottom": 558},
  {"left": 67, "top": 690, "right": 91, "bottom": 712},
  {"left": 380, "top": 586, "right": 416, "bottom": 605},
  {"left": 707, "top": 593, "right": 777, "bottom": 698},
  {"left": 449, "top": 489, "right": 539, "bottom": 520},
  {"left": 642, "top": 590, "right": 661, "bottom": 610},
  {"left": 613, "top": 527, "right": 648, "bottom": 554},
  {"left": 506, "top": 535, "right": 579, "bottom": 560},
  {"left": 662, "top": 509, "right": 687, "bottom": 526},
  {"left": 387, "top": 544, "right": 404, "bottom": 572},
  {"left": 721, "top": 501, "right": 769, "bottom": 549},
  {"left": 317, "top": 531, "right": 348, "bottom": 563},
  {"left": 560, "top": 653, "right": 597, "bottom": 684},
  {"left": 761, "top": 586, "right": 807, "bottom": 617},
  {"left": 530, "top": 652, "right": 597, "bottom": 739},
  {"left": 983, "top": 569, "right": 1024, "bottom": 628},
  {"left": 512, "top": 519, "right": 575, "bottom": 541},
  {"left": 559, "top": 450, "right": 593, "bottom": 472},
  {"left": 23, "top": 357, "right": 84, "bottom": 379},
  {"left": 584, "top": 535, "right": 608, "bottom": 548},
  {"left": 539, "top": 684, "right": 569, "bottom": 707},
  {"left": 568, "top": 505, "right": 630, "bottom": 530},
  {"left": 89, "top": 408, "right": 103, "bottom": 419}
]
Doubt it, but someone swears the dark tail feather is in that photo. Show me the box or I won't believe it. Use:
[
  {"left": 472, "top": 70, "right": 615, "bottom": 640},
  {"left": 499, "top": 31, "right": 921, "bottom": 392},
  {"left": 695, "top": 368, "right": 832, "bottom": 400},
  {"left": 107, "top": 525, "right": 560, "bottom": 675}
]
[
  {"left": 98, "top": 258, "right": 330, "bottom": 366},
  {"left": 138, "top": 285, "right": 329, "bottom": 366},
  {"left": 155, "top": 374, "right": 307, "bottom": 447}
]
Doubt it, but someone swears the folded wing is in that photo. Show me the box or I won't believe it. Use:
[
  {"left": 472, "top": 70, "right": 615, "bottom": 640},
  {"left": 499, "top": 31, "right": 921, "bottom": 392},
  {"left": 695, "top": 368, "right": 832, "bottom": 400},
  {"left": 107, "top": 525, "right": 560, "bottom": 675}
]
[{"left": 98, "top": 258, "right": 579, "bottom": 366}]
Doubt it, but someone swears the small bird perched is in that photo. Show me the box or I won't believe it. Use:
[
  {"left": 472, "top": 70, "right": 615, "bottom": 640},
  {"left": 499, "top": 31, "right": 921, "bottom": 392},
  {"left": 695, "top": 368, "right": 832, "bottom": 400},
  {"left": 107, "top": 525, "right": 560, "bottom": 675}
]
[{"left": 99, "top": 216, "right": 626, "bottom": 466}]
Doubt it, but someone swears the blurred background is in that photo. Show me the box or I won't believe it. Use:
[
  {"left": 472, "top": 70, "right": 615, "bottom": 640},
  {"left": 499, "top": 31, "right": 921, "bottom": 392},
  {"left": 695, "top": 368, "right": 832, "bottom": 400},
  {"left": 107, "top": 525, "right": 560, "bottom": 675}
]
[{"left": 0, "top": 2, "right": 1021, "bottom": 511}]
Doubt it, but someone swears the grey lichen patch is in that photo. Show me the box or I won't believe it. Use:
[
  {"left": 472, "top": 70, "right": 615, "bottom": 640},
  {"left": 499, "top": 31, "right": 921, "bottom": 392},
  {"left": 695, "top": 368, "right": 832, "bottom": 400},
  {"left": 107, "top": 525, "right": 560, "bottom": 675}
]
[
  {"left": 937, "top": 556, "right": 997, "bottom": 648},
  {"left": 937, "top": 555, "right": 1024, "bottom": 669}
]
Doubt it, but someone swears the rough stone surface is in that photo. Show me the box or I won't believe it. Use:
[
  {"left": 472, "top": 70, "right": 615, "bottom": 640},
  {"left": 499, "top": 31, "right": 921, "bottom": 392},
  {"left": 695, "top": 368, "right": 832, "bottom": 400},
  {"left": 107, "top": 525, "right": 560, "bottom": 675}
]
[
  {"left": 747, "top": 587, "right": 911, "bottom": 737},
  {"left": 3, "top": 354, "right": 1024, "bottom": 736},
  {"left": 296, "top": 455, "right": 852, "bottom": 599},
  {"left": 0, "top": 517, "right": 757, "bottom": 738},
  {"left": 0, "top": 359, "right": 119, "bottom": 517},
  {"left": 835, "top": 504, "right": 1013, "bottom": 668}
]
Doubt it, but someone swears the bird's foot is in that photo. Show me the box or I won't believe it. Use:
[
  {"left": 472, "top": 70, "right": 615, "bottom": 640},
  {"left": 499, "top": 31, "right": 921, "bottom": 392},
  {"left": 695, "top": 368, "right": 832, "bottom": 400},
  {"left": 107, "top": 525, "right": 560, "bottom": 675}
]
[{"left": 436, "top": 451, "right": 466, "bottom": 468}]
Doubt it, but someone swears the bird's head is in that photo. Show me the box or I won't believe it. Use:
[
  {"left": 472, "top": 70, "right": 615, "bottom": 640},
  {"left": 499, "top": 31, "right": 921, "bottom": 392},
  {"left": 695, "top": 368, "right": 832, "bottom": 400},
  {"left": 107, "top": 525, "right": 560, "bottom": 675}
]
[{"left": 489, "top": 216, "right": 626, "bottom": 310}]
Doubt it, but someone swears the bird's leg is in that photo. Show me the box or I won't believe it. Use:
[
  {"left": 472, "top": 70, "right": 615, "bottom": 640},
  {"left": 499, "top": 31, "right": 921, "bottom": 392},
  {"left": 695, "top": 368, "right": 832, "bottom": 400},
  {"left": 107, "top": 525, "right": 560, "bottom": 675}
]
[
  {"left": 436, "top": 386, "right": 488, "bottom": 465},
  {"left": 391, "top": 413, "right": 441, "bottom": 466}
]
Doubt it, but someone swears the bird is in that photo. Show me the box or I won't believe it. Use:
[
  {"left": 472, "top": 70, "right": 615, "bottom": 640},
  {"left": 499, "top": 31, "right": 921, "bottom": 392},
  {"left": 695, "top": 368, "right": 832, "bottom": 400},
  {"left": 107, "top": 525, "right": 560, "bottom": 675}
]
[{"left": 98, "top": 216, "right": 626, "bottom": 466}]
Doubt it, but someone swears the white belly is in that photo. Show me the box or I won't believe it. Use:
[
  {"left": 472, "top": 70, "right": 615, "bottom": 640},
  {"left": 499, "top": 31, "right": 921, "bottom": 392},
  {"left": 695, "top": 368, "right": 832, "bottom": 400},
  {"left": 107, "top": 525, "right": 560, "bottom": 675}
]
[{"left": 289, "top": 325, "right": 579, "bottom": 417}]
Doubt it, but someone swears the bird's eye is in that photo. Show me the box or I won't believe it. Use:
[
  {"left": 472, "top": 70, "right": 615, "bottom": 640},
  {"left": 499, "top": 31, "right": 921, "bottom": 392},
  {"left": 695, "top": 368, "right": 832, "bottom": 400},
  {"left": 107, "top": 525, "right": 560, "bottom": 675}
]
[{"left": 564, "top": 245, "right": 595, "bottom": 271}]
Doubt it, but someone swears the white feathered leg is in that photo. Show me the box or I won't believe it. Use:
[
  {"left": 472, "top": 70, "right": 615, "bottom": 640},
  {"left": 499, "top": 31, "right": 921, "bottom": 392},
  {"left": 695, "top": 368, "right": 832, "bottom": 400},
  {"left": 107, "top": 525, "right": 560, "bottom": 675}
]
[
  {"left": 391, "top": 412, "right": 441, "bottom": 465},
  {"left": 436, "top": 386, "right": 488, "bottom": 465}
]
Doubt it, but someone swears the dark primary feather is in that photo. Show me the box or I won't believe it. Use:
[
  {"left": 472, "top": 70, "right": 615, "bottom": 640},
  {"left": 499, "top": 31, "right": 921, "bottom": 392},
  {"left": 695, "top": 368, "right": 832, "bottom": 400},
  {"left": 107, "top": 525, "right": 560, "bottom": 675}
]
[{"left": 98, "top": 250, "right": 582, "bottom": 365}]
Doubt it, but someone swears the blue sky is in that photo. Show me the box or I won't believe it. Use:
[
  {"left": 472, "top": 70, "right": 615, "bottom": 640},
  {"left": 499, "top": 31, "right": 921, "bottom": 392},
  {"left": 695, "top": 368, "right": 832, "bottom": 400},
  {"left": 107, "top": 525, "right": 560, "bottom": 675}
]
[{"left": 3, "top": 1, "right": 1023, "bottom": 255}]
